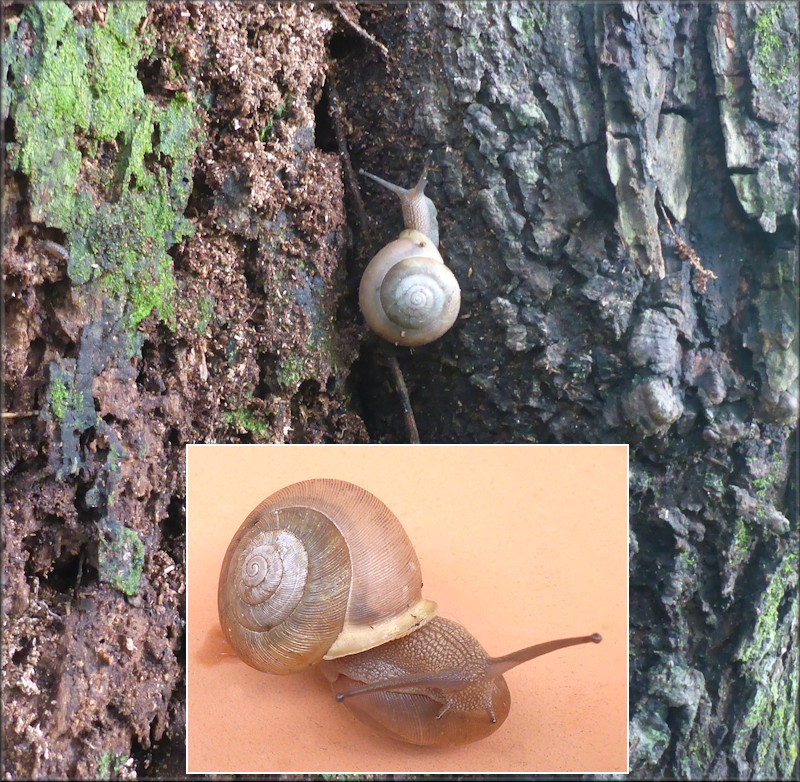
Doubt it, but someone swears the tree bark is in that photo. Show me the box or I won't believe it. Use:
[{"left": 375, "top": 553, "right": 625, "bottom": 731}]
[{"left": 340, "top": 2, "right": 798, "bottom": 778}]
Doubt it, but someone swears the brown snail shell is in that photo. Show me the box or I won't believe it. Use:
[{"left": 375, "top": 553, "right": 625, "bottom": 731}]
[{"left": 217, "top": 478, "right": 437, "bottom": 674}]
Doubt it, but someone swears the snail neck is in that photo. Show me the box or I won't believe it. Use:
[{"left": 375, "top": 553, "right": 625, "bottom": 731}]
[{"left": 332, "top": 632, "right": 602, "bottom": 703}]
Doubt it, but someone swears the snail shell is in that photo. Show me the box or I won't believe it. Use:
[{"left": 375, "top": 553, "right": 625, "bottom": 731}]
[
  {"left": 218, "top": 479, "right": 602, "bottom": 746},
  {"left": 359, "top": 229, "right": 460, "bottom": 347},
  {"left": 359, "top": 155, "right": 461, "bottom": 347},
  {"left": 217, "top": 478, "right": 437, "bottom": 673}
]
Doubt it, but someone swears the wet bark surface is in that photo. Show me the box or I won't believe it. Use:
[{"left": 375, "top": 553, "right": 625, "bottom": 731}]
[
  {"left": 1, "top": 1, "right": 798, "bottom": 779},
  {"left": 2, "top": 2, "right": 363, "bottom": 778}
]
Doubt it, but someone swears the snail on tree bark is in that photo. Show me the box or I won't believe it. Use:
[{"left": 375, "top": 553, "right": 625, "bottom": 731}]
[
  {"left": 358, "top": 154, "right": 461, "bottom": 347},
  {"left": 218, "top": 479, "right": 601, "bottom": 747}
]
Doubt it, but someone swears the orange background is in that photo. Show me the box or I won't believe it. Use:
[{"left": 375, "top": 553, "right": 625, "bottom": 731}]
[{"left": 186, "top": 445, "right": 628, "bottom": 773}]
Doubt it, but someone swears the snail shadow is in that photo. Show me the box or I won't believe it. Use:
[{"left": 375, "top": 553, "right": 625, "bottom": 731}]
[{"left": 197, "top": 625, "right": 241, "bottom": 667}]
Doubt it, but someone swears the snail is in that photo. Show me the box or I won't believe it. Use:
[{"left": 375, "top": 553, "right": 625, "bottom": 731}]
[
  {"left": 358, "top": 154, "right": 461, "bottom": 347},
  {"left": 218, "top": 478, "right": 601, "bottom": 747}
]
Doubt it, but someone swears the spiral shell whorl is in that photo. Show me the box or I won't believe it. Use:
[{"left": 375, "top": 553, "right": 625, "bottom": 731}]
[
  {"left": 233, "top": 528, "right": 308, "bottom": 632},
  {"left": 219, "top": 505, "right": 351, "bottom": 674},
  {"left": 380, "top": 257, "right": 460, "bottom": 332},
  {"left": 218, "top": 479, "right": 437, "bottom": 674}
]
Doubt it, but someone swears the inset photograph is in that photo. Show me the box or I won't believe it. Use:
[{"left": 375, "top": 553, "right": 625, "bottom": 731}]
[{"left": 186, "top": 445, "right": 628, "bottom": 774}]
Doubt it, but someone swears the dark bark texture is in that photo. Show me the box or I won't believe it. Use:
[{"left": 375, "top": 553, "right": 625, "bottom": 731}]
[{"left": 340, "top": 2, "right": 798, "bottom": 779}]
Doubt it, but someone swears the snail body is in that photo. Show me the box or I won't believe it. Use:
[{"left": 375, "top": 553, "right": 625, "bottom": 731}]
[
  {"left": 218, "top": 478, "right": 601, "bottom": 746},
  {"left": 359, "top": 155, "right": 461, "bottom": 347}
]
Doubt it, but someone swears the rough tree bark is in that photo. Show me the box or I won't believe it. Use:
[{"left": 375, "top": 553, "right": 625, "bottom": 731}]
[
  {"left": 341, "top": 2, "right": 798, "bottom": 778},
  {"left": 1, "top": 1, "right": 797, "bottom": 779}
]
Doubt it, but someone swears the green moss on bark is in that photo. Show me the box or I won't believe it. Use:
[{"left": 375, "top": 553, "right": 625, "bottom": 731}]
[
  {"left": 4, "top": 1, "right": 200, "bottom": 342},
  {"left": 734, "top": 550, "right": 799, "bottom": 776},
  {"left": 98, "top": 524, "right": 145, "bottom": 597}
]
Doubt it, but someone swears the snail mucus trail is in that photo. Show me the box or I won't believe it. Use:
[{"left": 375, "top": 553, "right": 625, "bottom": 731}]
[{"left": 218, "top": 478, "right": 602, "bottom": 746}]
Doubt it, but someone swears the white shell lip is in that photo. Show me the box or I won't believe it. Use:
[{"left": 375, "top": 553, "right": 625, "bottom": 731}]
[
  {"left": 398, "top": 228, "right": 436, "bottom": 249},
  {"left": 324, "top": 597, "right": 438, "bottom": 659}
]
